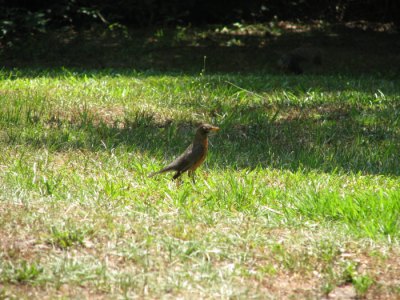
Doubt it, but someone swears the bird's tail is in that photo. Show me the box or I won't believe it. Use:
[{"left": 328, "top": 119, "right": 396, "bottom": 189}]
[
  {"left": 147, "top": 171, "right": 160, "bottom": 178},
  {"left": 147, "top": 167, "right": 172, "bottom": 178}
]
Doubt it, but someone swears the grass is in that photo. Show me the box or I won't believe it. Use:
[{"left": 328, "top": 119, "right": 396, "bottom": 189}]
[{"left": 1, "top": 23, "right": 400, "bottom": 298}]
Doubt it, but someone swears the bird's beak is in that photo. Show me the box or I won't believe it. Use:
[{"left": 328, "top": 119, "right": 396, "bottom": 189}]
[{"left": 210, "top": 126, "right": 220, "bottom": 132}]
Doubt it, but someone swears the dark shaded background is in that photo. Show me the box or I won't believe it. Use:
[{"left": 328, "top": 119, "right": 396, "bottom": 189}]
[
  {"left": 1, "top": 0, "right": 399, "bottom": 36},
  {"left": 1, "top": 0, "right": 399, "bottom": 75}
]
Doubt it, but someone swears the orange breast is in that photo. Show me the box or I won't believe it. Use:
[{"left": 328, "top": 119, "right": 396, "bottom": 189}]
[{"left": 189, "top": 138, "right": 208, "bottom": 171}]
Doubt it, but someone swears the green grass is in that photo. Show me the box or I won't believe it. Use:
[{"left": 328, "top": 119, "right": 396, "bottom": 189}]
[{"left": 1, "top": 24, "right": 400, "bottom": 299}]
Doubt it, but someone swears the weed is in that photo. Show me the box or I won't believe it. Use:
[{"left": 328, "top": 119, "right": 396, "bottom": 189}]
[
  {"left": 48, "top": 226, "right": 87, "bottom": 249},
  {"left": 0, "top": 260, "right": 43, "bottom": 284}
]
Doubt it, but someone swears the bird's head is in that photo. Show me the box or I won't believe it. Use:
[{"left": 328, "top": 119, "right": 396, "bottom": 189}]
[{"left": 196, "top": 123, "right": 220, "bottom": 136}]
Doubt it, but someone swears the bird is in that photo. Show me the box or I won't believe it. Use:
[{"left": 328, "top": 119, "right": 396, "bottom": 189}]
[{"left": 148, "top": 123, "right": 220, "bottom": 181}]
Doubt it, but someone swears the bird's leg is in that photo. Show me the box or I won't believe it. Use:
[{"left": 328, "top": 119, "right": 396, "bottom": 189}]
[
  {"left": 188, "top": 170, "right": 196, "bottom": 183},
  {"left": 173, "top": 171, "right": 182, "bottom": 180},
  {"left": 172, "top": 171, "right": 183, "bottom": 187}
]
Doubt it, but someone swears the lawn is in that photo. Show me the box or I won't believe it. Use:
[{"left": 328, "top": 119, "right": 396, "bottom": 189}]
[{"left": 0, "top": 23, "right": 399, "bottom": 299}]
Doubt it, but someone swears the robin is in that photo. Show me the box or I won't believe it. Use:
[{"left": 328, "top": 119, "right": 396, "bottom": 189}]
[{"left": 148, "top": 123, "right": 220, "bottom": 181}]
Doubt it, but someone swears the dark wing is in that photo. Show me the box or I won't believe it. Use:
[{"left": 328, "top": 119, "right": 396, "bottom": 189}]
[
  {"left": 148, "top": 143, "right": 205, "bottom": 177},
  {"left": 168, "top": 143, "right": 205, "bottom": 172}
]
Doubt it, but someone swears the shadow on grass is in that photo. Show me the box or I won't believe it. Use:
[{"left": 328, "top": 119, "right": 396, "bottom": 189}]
[
  {"left": 1, "top": 23, "right": 399, "bottom": 77},
  {"left": 2, "top": 101, "right": 399, "bottom": 176}
]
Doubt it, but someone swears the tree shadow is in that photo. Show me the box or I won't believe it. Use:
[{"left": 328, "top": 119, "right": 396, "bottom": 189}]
[
  {"left": 1, "top": 23, "right": 399, "bottom": 76},
  {"left": 3, "top": 100, "right": 399, "bottom": 176}
]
